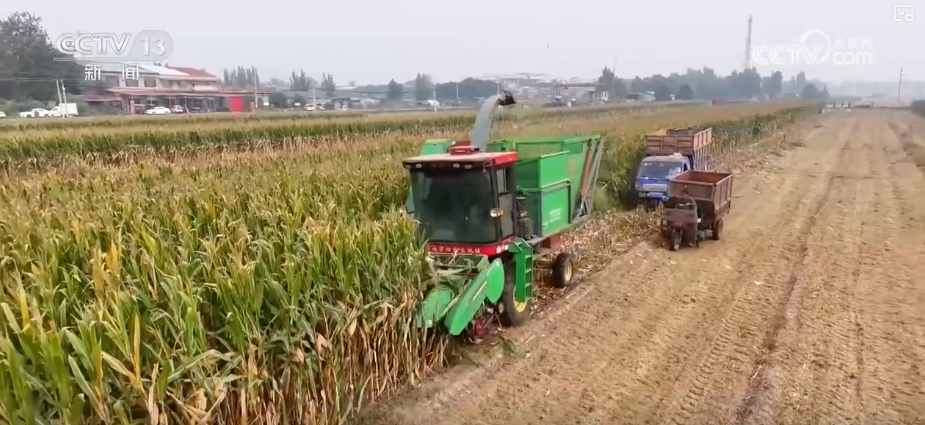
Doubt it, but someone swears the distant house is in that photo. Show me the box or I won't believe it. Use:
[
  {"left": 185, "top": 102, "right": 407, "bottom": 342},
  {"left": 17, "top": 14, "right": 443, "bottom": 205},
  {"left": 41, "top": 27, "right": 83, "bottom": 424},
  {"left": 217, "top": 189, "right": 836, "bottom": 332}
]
[
  {"left": 588, "top": 90, "right": 610, "bottom": 102},
  {"left": 79, "top": 62, "right": 273, "bottom": 113}
]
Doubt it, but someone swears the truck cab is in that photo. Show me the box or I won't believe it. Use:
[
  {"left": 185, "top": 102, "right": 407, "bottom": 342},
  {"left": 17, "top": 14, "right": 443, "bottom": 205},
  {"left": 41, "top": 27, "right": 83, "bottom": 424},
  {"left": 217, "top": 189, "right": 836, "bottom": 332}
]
[
  {"left": 635, "top": 153, "right": 692, "bottom": 204},
  {"left": 402, "top": 143, "right": 519, "bottom": 257},
  {"left": 634, "top": 127, "right": 713, "bottom": 208}
]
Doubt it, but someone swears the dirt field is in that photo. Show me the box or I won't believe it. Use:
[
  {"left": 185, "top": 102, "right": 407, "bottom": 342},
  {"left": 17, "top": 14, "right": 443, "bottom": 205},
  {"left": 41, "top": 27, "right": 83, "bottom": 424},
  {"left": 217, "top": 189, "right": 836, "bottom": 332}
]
[{"left": 375, "top": 109, "right": 925, "bottom": 425}]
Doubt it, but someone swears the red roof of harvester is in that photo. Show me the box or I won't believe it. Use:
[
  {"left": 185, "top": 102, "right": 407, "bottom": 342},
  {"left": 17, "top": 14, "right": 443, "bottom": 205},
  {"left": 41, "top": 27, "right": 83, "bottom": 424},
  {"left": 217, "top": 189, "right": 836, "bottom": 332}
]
[{"left": 402, "top": 150, "right": 517, "bottom": 167}]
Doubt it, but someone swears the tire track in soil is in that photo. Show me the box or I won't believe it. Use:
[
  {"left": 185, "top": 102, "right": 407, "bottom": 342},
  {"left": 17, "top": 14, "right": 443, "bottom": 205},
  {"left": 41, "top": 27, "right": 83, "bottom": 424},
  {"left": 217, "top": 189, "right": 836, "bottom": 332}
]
[
  {"left": 471, "top": 116, "right": 856, "bottom": 425},
  {"left": 639, "top": 116, "right": 860, "bottom": 425},
  {"left": 736, "top": 111, "right": 874, "bottom": 425},
  {"left": 377, "top": 113, "right": 861, "bottom": 425},
  {"left": 849, "top": 111, "right": 925, "bottom": 424}
]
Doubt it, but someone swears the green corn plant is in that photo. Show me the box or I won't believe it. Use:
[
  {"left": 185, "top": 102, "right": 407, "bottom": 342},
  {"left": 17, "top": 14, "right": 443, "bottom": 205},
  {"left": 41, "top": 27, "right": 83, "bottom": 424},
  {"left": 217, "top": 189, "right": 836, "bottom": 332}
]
[{"left": 0, "top": 102, "right": 816, "bottom": 425}]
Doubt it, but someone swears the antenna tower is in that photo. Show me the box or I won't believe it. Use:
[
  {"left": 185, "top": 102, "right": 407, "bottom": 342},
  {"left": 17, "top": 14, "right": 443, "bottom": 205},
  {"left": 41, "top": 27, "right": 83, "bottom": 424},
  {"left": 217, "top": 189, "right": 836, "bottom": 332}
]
[{"left": 743, "top": 15, "right": 753, "bottom": 70}]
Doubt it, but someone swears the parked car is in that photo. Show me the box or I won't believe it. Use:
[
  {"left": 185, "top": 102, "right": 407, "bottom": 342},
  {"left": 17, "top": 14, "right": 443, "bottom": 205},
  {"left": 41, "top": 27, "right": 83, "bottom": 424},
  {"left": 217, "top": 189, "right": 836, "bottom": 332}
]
[
  {"left": 19, "top": 108, "right": 51, "bottom": 118},
  {"left": 0, "top": 111, "right": 6, "bottom": 119},
  {"left": 144, "top": 106, "right": 171, "bottom": 115},
  {"left": 171, "top": 105, "right": 186, "bottom": 114}
]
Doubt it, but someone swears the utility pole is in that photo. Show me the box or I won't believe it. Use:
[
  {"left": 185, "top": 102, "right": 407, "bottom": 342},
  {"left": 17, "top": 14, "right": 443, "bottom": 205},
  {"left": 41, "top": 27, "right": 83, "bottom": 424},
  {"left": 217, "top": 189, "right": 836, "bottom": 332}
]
[
  {"left": 312, "top": 87, "right": 317, "bottom": 112},
  {"left": 55, "top": 79, "right": 63, "bottom": 107},
  {"left": 61, "top": 80, "right": 69, "bottom": 114},
  {"left": 743, "top": 15, "right": 753, "bottom": 71},
  {"left": 433, "top": 82, "right": 437, "bottom": 112},
  {"left": 456, "top": 82, "right": 459, "bottom": 100},
  {"left": 252, "top": 65, "right": 259, "bottom": 111},
  {"left": 610, "top": 57, "right": 617, "bottom": 102},
  {"left": 897, "top": 67, "right": 904, "bottom": 103}
]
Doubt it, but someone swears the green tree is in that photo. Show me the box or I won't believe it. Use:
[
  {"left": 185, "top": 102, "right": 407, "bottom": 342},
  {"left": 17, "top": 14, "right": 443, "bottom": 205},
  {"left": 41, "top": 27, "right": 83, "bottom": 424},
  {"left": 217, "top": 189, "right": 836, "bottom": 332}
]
[
  {"left": 435, "top": 78, "right": 496, "bottom": 99},
  {"left": 269, "top": 91, "right": 288, "bottom": 107},
  {"left": 0, "top": 11, "right": 83, "bottom": 101},
  {"left": 675, "top": 84, "right": 694, "bottom": 100},
  {"left": 289, "top": 69, "right": 311, "bottom": 90},
  {"left": 597, "top": 66, "right": 627, "bottom": 99},
  {"left": 222, "top": 65, "right": 260, "bottom": 87},
  {"left": 765, "top": 70, "right": 783, "bottom": 98},
  {"left": 653, "top": 84, "right": 672, "bottom": 101},
  {"left": 801, "top": 83, "right": 820, "bottom": 99},
  {"left": 414, "top": 73, "right": 434, "bottom": 101},
  {"left": 321, "top": 73, "right": 335, "bottom": 97},
  {"left": 386, "top": 79, "right": 403, "bottom": 100}
]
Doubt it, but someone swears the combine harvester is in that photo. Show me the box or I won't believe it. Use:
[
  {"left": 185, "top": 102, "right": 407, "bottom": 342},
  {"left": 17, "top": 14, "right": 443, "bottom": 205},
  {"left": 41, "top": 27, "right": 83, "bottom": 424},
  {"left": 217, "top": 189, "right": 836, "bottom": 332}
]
[
  {"left": 401, "top": 92, "right": 605, "bottom": 339},
  {"left": 633, "top": 127, "right": 713, "bottom": 208}
]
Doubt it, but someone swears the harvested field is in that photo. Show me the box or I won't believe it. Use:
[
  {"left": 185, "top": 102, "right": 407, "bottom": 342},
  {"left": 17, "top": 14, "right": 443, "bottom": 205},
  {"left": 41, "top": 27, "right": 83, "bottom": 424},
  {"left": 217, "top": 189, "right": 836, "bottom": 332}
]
[
  {"left": 372, "top": 109, "right": 925, "bottom": 425},
  {"left": 0, "top": 101, "right": 818, "bottom": 425}
]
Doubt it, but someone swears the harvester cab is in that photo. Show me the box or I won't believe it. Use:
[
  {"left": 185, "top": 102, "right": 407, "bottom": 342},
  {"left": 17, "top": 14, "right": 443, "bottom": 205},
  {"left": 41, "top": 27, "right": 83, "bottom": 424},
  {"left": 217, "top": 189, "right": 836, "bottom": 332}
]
[{"left": 401, "top": 92, "right": 606, "bottom": 340}]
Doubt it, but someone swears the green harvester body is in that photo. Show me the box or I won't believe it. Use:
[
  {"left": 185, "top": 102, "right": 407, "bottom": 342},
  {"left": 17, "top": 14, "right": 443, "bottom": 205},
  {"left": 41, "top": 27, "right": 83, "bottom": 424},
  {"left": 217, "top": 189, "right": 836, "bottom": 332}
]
[{"left": 402, "top": 133, "right": 605, "bottom": 337}]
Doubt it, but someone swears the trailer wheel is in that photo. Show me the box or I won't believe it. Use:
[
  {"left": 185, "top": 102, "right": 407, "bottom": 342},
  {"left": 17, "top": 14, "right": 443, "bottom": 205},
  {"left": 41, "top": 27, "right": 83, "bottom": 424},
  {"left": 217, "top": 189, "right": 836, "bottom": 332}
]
[
  {"left": 498, "top": 269, "right": 531, "bottom": 327},
  {"left": 712, "top": 219, "right": 723, "bottom": 241},
  {"left": 551, "top": 253, "right": 576, "bottom": 288},
  {"left": 669, "top": 229, "right": 682, "bottom": 251}
]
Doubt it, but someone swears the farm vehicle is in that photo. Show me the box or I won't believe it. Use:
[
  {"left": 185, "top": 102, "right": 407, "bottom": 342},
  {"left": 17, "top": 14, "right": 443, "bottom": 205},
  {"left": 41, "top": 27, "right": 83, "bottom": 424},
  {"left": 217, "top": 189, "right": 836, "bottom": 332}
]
[
  {"left": 402, "top": 92, "right": 604, "bottom": 339},
  {"left": 661, "top": 170, "right": 734, "bottom": 251},
  {"left": 634, "top": 127, "right": 713, "bottom": 208}
]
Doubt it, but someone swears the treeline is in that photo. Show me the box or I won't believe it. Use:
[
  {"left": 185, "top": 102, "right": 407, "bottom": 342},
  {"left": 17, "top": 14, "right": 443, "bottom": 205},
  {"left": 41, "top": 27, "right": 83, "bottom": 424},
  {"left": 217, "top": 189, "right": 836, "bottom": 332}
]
[
  {"left": 0, "top": 12, "right": 84, "bottom": 101},
  {"left": 598, "top": 66, "right": 827, "bottom": 101}
]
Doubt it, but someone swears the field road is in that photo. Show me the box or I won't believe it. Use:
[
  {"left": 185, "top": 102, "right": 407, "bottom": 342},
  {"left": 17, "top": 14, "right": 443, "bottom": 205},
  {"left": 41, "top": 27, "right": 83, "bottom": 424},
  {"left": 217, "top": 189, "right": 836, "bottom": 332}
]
[{"left": 375, "top": 109, "right": 925, "bottom": 425}]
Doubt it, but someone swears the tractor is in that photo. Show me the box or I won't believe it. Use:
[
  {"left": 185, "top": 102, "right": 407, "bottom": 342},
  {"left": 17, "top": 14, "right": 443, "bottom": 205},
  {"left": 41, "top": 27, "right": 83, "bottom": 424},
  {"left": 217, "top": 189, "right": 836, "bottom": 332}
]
[{"left": 402, "top": 92, "right": 605, "bottom": 339}]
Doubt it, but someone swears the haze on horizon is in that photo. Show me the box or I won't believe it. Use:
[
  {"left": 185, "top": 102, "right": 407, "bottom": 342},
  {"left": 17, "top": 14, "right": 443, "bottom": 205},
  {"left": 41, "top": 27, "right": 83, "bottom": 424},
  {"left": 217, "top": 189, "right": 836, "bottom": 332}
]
[{"left": 5, "top": 0, "right": 923, "bottom": 85}]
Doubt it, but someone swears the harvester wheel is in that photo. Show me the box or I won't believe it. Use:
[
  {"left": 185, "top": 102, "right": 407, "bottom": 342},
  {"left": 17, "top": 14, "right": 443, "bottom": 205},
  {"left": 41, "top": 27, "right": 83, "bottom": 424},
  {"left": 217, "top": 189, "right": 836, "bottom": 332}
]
[
  {"left": 498, "top": 270, "right": 531, "bottom": 327},
  {"left": 712, "top": 219, "right": 724, "bottom": 241},
  {"left": 669, "top": 229, "right": 682, "bottom": 251},
  {"left": 551, "top": 253, "right": 576, "bottom": 288}
]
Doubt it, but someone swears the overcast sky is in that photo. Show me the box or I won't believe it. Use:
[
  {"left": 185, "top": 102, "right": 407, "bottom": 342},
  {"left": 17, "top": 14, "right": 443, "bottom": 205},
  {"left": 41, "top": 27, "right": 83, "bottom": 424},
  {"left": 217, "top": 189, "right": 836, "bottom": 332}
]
[{"left": 5, "top": 0, "right": 923, "bottom": 84}]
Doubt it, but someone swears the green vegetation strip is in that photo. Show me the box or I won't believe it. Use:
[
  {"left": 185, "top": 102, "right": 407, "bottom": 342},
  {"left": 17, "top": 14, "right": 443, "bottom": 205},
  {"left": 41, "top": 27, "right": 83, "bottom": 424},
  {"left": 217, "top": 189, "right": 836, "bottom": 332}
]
[{"left": 0, "top": 104, "right": 815, "bottom": 425}]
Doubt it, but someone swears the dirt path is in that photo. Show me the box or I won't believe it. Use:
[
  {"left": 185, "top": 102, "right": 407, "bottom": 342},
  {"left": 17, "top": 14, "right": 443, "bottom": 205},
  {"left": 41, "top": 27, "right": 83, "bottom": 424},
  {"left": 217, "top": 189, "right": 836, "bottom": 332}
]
[{"left": 376, "top": 110, "right": 925, "bottom": 425}]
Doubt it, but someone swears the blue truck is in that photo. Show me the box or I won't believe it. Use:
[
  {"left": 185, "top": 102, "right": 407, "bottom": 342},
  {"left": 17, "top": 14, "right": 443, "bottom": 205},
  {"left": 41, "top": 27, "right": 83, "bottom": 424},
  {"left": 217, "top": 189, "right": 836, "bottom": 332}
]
[{"left": 634, "top": 127, "right": 713, "bottom": 208}]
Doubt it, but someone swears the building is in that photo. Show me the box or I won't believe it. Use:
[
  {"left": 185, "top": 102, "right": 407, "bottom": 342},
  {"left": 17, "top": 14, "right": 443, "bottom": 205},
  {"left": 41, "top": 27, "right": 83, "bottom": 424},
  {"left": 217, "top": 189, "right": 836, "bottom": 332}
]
[
  {"left": 588, "top": 90, "right": 610, "bottom": 102},
  {"left": 80, "top": 63, "right": 273, "bottom": 113}
]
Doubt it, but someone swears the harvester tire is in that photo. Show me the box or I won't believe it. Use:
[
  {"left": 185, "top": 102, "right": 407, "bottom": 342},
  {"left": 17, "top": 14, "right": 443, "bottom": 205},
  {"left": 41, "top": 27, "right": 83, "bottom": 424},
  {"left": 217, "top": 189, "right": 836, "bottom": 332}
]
[
  {"left": 712, "top": 219, "right": 723, "bottom": 241},
  {"left": 551, "top": 253, "right": 576, "bottom": 288},
  {"left": 669, "top": 229, "right": 682, "bottom": 251},
  {"left": 498, "top": 270, "right": 531, "bottom": 327}
]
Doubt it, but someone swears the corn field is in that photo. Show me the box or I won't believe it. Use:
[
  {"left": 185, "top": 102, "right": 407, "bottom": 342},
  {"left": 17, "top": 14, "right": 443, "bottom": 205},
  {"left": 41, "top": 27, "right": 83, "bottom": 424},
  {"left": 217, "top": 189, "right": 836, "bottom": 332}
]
[{"left": 0, "top": 101, "right": 817, "bottom": 425}]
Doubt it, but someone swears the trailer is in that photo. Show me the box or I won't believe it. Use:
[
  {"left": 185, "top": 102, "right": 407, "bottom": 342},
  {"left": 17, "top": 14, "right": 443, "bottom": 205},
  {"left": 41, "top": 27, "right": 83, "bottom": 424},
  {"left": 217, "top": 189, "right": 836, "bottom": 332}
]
[
  {"left": 402, "top": 92, "right": 605, "bottom": 339},
  {"left": 634, "top": 127, "right": 713, "bottom": 207},
  {"left": 660, "top": 170, "right": 734, "bottom": 251}
]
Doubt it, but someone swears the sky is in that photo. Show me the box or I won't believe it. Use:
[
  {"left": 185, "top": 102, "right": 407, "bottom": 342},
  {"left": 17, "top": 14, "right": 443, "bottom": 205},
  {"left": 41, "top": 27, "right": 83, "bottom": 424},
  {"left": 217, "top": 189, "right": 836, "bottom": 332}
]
[{"left": 4, "top": 0, "right": 924, "bottom": 85}]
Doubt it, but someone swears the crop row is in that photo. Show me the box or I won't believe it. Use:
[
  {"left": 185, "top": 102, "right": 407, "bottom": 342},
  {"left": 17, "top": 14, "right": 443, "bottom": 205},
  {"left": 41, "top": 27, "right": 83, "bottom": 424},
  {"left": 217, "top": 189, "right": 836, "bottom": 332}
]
[
  {"left": 0, "top": 104, "right": 690, "bottom": 168},
  {"left": 0, "top": 102, "right": 818, "bottom": 425}
]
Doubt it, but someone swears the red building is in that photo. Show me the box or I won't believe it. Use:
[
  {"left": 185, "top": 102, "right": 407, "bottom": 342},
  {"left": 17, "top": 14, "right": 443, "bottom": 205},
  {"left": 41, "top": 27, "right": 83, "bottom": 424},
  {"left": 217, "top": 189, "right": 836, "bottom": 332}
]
[{"left": 81, "top": 63, "right": 273, "bottom": 113}]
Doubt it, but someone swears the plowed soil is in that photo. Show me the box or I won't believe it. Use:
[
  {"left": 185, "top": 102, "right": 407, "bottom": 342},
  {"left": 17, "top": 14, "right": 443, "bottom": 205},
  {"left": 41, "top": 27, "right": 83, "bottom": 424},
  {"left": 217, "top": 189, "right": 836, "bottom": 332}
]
[{"left": 374, "top": 110, "right": 925, "bottom": 425}]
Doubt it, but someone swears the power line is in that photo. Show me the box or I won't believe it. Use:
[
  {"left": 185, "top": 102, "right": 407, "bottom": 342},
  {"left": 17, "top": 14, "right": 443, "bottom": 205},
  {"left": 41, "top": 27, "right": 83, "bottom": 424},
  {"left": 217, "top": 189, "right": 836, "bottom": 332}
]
[{"left": 0, "top": 76, "right": 86, "bottom": 83}]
